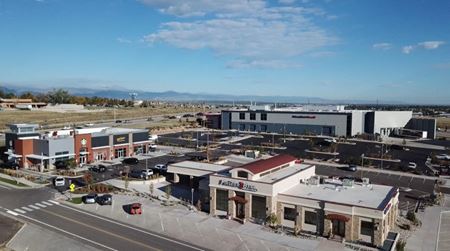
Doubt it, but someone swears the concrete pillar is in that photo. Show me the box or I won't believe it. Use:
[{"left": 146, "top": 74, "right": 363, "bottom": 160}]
[
  {"left": 323, "top": 218, "right": 332, "bottom": 237},
  {"left": 276, "top": 202, "right": 282, "bottom": 224},
  {"left": 129, "top": 132, "right": 133, "bottom": 157},
  {"left": 109, "top": 135, "right": 114, "bottom": 160},
  {"left": 344, "top": 216, "right": 353, "bottom": 242},
  {"left": 173, "top": 173, "right": 180, "bottom": 183},
  {"left": 373, "top": 219, "right": 383, "bottom": 247},
  {"left": 266, "top": 196, "right": 276, "bottom": 216},
  {"left": 351, "top": 216, "right": 359, "bottom": 241},
  {"left": 209, "top": 188, "right": 217, "bottom": 216},
  {"left": 295, "top": 206, "right": 303, "bottom": 230},
  {"left": 228, "top": 190, "right": 235, "bottom": 217},
  {"left": 244, "top": 193, "right": 252, "bottom": 221}
]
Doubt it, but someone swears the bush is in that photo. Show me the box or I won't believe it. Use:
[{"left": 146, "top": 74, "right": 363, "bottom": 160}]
[
  {"left": 396, "top": 240, "right": 406, "bottom": 251},
  {"left": 406, "top": 211, "right": 416, "bottom": 222}
]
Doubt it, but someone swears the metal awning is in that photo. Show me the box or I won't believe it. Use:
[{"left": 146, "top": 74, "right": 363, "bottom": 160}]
[
  {"left": 228, "top": 196, "right": 248, "bottom": 204},
  {"left": 26, "top": 153, "right": 75, "bottom": 160},
  {"left": 3, "top": 152, "right": 22, "bottom": 158},
  {"left": 79, "top": 151, "right": 90, "bottom": 155}
]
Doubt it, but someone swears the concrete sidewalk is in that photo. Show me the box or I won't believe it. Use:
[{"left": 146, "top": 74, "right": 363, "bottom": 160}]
[{"left": 63, "top": 194, "right": 348, "bottom": 251}]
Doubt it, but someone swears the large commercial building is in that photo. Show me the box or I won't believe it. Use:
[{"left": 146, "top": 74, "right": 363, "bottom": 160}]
[
  {"left": 207, "top": 154, "right": 398, "bottom": 247},
  {"left": 221, "top": 105, "right": 413, "bottom": 138},
  {"left": 4, "top": 124, "right": 151, "bottom": 170}
]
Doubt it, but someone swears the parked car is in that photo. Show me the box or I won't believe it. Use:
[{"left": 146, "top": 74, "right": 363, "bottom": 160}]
[
  {"left": 128, "top": 170, "right": 148, "bottom": 180},
  {"left": 324, "top": 138, "right": 337, "bottom": 143},
  {"left": 149, "top": 144, "right": 157, "bottom": 152},
  {"left": 89, "top": 165, "right": 107, "bottom": 173},
  {"left": 115, "top": 120, "right": 122, "bottom": 123},
  {"left": 436, "top": 154, "right": 450, "bottom": 160},
  {"left": 182, "top": 113, "right": 194, "bottom": 118},
  {"left": 408, "top": 162, "right": 417, "bottom": 169},
  {"left": 141, "top": 169, "right": 154, "bottom": 177},
  {"left": 84, "top": 123, "right": 94, "bottom": 127},
  {"left": 122, "top": 157, "right": 139, "bottom": 165},
  {"left": 54, "top": 160, "right": 68, "bottom": 169},
  {"left": 96, "top": 194, "right": 112, "bottom": 205},
  {"left": 1, "top": 161, "right": 19, "bottom": 169},
  {"left": 54, "top": 176, "right": 66, "bottom": 187},
  {"left": 154, "top": 164, "right": 167, "bottom": 171},
  {"left": 82, "top": 193, "right": 98, "bottom": 204},
  {"left": 130, "top": 203, "right": 142, "bottom": 215}
]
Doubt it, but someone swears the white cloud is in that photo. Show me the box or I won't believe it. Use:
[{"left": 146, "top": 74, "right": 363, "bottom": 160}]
[
  {"left": 142, "top": 0, "right": 337, "bottom": 68},
  {"left": 402, "top": 45, "right": 415, "bottom": 54},
  {"left": 278, "top": 0, "right": 296, "bottom": 4},
  {"left": 418, "top": 41, "right": 445, "bottom": 50},
  {"left": 372, "top": 42, "right": 392, "bottom": 51},
  {"left": 227, "top": 59, "right": 302, "bottom": 69},
  {"left": 116, "top": 37, "right": 132, "bottom": 44}
]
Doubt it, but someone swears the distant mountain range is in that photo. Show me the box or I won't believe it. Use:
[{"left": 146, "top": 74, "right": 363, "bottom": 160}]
[{"left": 0, "top": 84, "right": 398, "bottom": 105}]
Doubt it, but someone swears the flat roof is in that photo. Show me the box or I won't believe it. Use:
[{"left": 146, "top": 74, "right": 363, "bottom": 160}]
[
  {"left": 279, "top": 179, "right": 396, "bottom": 210},
  {"left": 258, "top": 163, "right": 313, "bottom": 183},
  {"left": 92, "top": 127, "right": 147, "bottom": 136},
  {"left": 170, "top": 161, "right": 230, "bottom": 173}
]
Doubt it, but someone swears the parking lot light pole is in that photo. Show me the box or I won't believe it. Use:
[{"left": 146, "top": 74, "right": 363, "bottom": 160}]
[{"left": 191, "top": 188, "right": 194, "bottom": 206}]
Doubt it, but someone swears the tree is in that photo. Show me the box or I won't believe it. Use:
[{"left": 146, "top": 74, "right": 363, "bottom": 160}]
[
  {"left": 66, "top": 158, "right": 77, "bottom": 169},
  {"left": 47, "top": 89, "right": 71, "bottom": 104},
  {"left": 165, "top": 185, "right": 172, "bottom": 201},
  {"left": 83, "top": 173, "right": 93, "bottom": 191},
  {"left": 19, "top": 92, "right": 34, "bottom": 100},
  {"left": 266, "top": 213, "right": 279, "bottom": 228}
]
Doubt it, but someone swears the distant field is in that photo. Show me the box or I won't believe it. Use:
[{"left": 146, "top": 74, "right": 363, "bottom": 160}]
[
  {"left": 0, "top": 107, "right": 205, "bottom": 131},
  {"left": 437, "top": 117, "right": 450, "bottom": 129}
]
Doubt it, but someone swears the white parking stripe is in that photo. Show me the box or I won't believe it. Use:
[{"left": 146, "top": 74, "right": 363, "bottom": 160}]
[
  {"left": 7, "top": 210, "right": 18, "bottom": 216},
  {"left": 35, "top": 203, "right": 46, "bottom": 208},
  {"left": 42, "top": 201, "right": 53, "bottom": 206},
  {"left": 14, "top": 208, "right": 26, "bottom": 214},
  {"left": 29, "top": 205, "right": 40, "bottom": 210},
  {"left": 21, "top": 206, "right": 33, "bottom": 212},
  {"left": 49, "top": 200, "right": 60, "bottom": 205}
]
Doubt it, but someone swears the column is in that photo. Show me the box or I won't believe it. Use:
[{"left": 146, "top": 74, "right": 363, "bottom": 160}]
[
  {"left": 344, "top": 215, "right": 353, "bottom": 242},
  {"left": 173, "top": 173, "right": 180, "bottom": 183},
  {"left": 276, "top": 202, "right": 282, "bottom": 224},
  {"left": 295, "top": 206, "right": 303, "bottom": 231},
  {"left": 128, "top": 132, "right": 133, "bottom": 157},
  {"left": 228, "top": 190, "right": 236, "bottom": 218},
  {"left": 373, "top": 219, "right": 383, "bottom": 247},
  {"left": 323, "top": 217, "right": 332, "bottom": 238},
  {"left": 245, "top": 193, "right": 252, "bottom": 221},
  {"left": 210, "top": 188, "right": 217, "bottom": 216}
]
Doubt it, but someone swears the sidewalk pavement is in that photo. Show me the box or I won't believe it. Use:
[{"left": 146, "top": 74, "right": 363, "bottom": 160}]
[
  {"left": 64, "top": 193, "right": 348, "bottom": 251},
  {"left": 406, "top": 195, "right": 450, "bottom": 251}
]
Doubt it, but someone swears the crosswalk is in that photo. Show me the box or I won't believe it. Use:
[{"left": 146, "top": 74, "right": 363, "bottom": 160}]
[{"left": 10, "top": 200, "right": 59, "bottom": 215}]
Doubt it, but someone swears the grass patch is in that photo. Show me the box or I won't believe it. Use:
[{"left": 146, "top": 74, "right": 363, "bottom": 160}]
[
  {"left": 67, "top": 197, "right": 83, "bottom": 204},
  {"left": 0, "top": 176, "right": 29, "bottom": 187}
]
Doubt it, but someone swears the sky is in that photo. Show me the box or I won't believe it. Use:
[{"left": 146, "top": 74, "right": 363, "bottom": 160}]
[{"left": 0, "top": 0, "right": 449, "bottom": 104}]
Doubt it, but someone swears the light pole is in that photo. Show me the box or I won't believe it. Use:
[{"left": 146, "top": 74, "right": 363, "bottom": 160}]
[{"left": 191, "top": 188, "right": 194, "bottom": 207}]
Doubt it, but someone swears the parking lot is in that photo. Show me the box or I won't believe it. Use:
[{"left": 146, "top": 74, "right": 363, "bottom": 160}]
[{"left": 437, "top": 211, "right": 450, "bottom": 251}]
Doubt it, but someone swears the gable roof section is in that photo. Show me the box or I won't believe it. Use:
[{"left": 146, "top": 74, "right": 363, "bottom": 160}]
[{"left": 239, "top": 154, "right": 297, "bottom": 175}]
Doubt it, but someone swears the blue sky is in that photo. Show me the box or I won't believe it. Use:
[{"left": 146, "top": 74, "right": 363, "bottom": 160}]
[{"left": 0, "top": 0, "right": 449, "bottom": 104}]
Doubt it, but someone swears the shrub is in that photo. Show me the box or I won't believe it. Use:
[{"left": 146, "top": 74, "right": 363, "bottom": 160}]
[{"left": 396, "top": 240, "right": 406, "bottom": 251}]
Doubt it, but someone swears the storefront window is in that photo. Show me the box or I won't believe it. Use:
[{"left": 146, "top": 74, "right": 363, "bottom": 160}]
[
  {"left": 252, "top": 195, "right": 266, "bottom": 220},
  {"left": 237, "top": 171, "right": 248, "bottom": 179},
  {"left": 239, "top": 113, "right": 245, "bottom": 120},
  {"left": 304, "top": 211, "right": 317, "bottom": 225},
  {"left": 284, "top": 207, "right": 296, "bottom": 221},
  {"left": 360, "top": 220, "right": 374, "bottom": 236},
  {"left": 216, "top": 189, "right": 228, "bottom": 211},
  {"left": 250, "top": 113, "right": 256, "bottom": 120}
]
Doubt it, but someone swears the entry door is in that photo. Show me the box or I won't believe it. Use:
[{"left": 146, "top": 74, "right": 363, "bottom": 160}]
[
  {"left": 79, "top": 155, "right": 86, "bottom": 165},
  {"left": 235, "top": 202, "right": 245, "bottom": 219},
  {"left": 332, "top": 220, "right": 345, "bottom": 237}
]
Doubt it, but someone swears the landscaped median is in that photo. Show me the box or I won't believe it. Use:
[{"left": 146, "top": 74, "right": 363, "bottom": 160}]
[{"left": 0, "top": 175, "right": 29, "bottom": 187}]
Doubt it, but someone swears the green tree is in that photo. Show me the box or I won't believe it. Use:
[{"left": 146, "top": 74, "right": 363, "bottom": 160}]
[
  {"left": 47, "top": 89, "right": 72, "bottom": 104},
  {"left": 165, "top": 185, "right": 172, "bottom": 201},
  {"left": 83, "top": 173, "right": 93, "bottom": 191}
]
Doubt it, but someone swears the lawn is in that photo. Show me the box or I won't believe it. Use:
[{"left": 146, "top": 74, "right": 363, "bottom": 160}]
[
  {"left": 67, "top": 197, "right": 83, "bottom": 204},
  {"left": 0, "top": 176, "right": 29, "bottom": 187}
]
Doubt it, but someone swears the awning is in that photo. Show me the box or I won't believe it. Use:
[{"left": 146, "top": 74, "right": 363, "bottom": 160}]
[
  {"left": 326, "top": 214, "right": 350, "bottom": 222},
  {"left": 26, "top": 153, "right": 75, "bottom": 160},
  {"left": 3, "top": 152, "right": 22, "bottom": 158},
  {"left": 79, "top": 151, "right": 90, "bottom": 155},
  {"left": 228, "top": 196, "right": 248, "bottom": 204}
]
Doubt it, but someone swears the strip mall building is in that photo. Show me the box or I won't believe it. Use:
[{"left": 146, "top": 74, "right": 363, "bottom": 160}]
[
  {"left": 207, "top": 154, "right": 398, "bottom": 247},
  {"left": 4, "top": 124, "right": 151, "bottom": 170}
]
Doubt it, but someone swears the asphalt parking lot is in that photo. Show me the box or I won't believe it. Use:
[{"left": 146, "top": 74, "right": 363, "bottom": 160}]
[{"left": 437, "top": 211, "right": 450, "bottom": 251}]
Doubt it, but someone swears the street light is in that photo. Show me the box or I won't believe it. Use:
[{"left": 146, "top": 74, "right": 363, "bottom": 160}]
[{"left": 191, "top": 188, "right": 194, "bottom": 206}]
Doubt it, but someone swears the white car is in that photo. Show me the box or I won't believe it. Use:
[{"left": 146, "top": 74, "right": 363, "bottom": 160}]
[
  {"left": 54, "top": 176, "right": 65, "bottom": 187},
  {"left": 324, "top": 138, "right": 337, "bottom": 143},
  {"left": 436, "top": 154, "right": 450, "bottom": 160},
  {"left": 141, "top": 169, "right": 154, "bottom": 177},
  {"left": 154, "top": 164, "right": 167, "bottom": 171},
  {"left": 408, "top": 162, "right": 417, "bottom": 169}
]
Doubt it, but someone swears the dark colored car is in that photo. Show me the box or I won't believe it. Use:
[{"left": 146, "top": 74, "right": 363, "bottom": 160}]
[
  {"left": 341, "top": 164, "right": 357, "bottom": 172},
  {"left": 130, "top": 203, "right": 142, "bottom": 215},
  {"left": 96, "top": 194, "right": 112, "bottom": 205},
  {"left": 115, "top": 120, "right": 122, "bottom": 123},
  {"left": 82, "top": 193, "right": 98, "bottom": 204},
  {"left": 54, "top": 160, "right": 68, "bottom": 169},
  {"left": 128, "top": 170, "right": 148, "bottom": 180},
  {"left": 182, "top": 113, "right": 194, "bottom": 118},
  {"left": 89, "top": 165, "right": 107, "bottom": 173},
  {"left": 122, "top": 158, "right": 139, "bottom": 165},
  {"left": 1, "top": 161, "right": 19, "bottom": 169}
]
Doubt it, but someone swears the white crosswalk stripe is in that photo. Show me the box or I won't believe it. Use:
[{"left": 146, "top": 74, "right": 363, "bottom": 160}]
[
  {"left": 49, "top": 200, "right": 60, "bottom": 205},
  {"left": 29, "top": 205, "right": 40, "bottom": 210},
  {"left": 42, "top": 201, "right": 53, "bottom": 206},
  {"left": 21, "top": 206, "right": 33, "bottom": 212},
  {"left": 35, "top": 203, "right": 46, "bottom": 208},
  {"left": 14, "top": 208, "right": 26, "bottom": 214}
]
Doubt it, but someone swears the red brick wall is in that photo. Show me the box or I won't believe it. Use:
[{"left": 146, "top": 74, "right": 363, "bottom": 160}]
[
  {"left": 74, "top": 133, "right": 93, "bottom": 164},
  {"left": 14, "top": 139, "right": 34, "bottom": 168}
]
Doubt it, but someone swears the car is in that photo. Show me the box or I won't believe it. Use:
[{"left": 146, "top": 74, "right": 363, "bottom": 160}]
[
  {"left": 141, "top": 169, "right": 154, "bottom": 177},
  {"left": 324, "top": 138, "right": 337, "bottom": 143},
  {"left": 96, "top": 194, "right": 112, "bottom": 205},
  {"left": 128, "top": 170, "right": 148, "bottom": 180},
  {"left": 147, "top": 117, "right": 153, "bottom": 121},
  {"left": 122, "top": 157, "right": 139, "bottom": 165},
  {"left": 341, "top": 164, "right": 357, "bottom": 172},
  {"left": 130, "top": 203, "right": 142, "bottom": 215},
  {"left": 408, "top": 162, "right": 417, "bottom": 169},
  {"left": 436, "top": 154, "right": 450, "bottom": 160},
  {"left": 182, "top": 113, "right": 194, "bottom": 118},
  {"left": 84, "top": 123, "right": 94, "bottom": 127},
  {"left": 1, "top": 161, "right": 19, "bottom": 169},
  {"left": 89, "top": 165, "right": 107, "bottom": 173},
  {"left": 115, "top": 120, "right": 122, "bottom": 123},
  {"left": 54, "top": 176, "right": 66, "bottom": 187},
  {"left": 54, "top": 160, "right": 68, "bottom": 169},
  {"left": 82, "top": 193, "right": 98, "bottom": 204},
  {"left": 168, "top": 116, "right": 177, "bottom": 119},
  {"left": 154, "top": 164, "right": 167, "bottom": 171}
]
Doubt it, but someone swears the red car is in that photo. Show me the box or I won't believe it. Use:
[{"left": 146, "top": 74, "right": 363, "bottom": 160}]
[{"left": 130, "top": 203, "right": 142, "bottom": 215}]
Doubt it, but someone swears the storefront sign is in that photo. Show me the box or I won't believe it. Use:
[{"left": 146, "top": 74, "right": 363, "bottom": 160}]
[
  {"left": 292, "top": 115, "right": 316, "bottom": 119},
  {"left": 116, "top": 136, "right": 126, "bottom": 143},
  {"left": 218, "top": 179, "right": 258, "bottom": 192},
  {"left": 81, "top": 138, "right": 87, "bottom": 146}
]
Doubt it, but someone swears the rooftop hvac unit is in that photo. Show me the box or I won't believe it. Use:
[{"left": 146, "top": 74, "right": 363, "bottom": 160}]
[
  {"left": 342, "top": 179, "right": 354, "bottom": 188},
  {"left": 308, "top": 176, "right": 319, "bottom": 186}
]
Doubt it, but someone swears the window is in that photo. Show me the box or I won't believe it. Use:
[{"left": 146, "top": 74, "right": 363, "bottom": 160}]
[
  {"left": 260, "top": 125, "right": 267, "bottom": 132},
  {"left": 216, "top": 189, "right": 228, "bottom": 211},
  {"left": 239, "top": 113, "right": 245, "bottom": 120},
  {"left": 284, "top": 207, "right": 296, "bottom": 221},
  {"left": 250, "top": 113, "right": 256, "bottom": 120},
  {"left": 304, "top": 211, "right": 317, "bottom": 225},
  {"left": 237, "top": 171, "right": 248, "bottom": 178},
  {"left": 261, "top": 113, "right": 267, "bottom": 121},
  {"left": 360, "top": 220, "right": 374, "bottom": 236},
  {"left": 239, "top": 124, "right": 245, "bottom": 131},
  {"left": 250, "top": 124, "right": 256, "bottom": 131}
]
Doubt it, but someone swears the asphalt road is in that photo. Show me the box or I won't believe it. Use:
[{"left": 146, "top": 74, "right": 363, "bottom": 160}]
[{"left": 0, "top": 187, "right": 206, "bottom": 251}]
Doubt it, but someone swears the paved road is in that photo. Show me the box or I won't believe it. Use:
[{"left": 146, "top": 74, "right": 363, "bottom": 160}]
[{"left": 0, "top": 187, "right": 206, "bottom": 251}]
